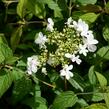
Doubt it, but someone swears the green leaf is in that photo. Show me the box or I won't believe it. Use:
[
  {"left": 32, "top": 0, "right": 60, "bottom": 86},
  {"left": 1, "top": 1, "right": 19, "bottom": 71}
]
[
  {"left": 22, "top": 97, "right": 47, "bottom": 109},
  {"left": 10, "top": 26, "right": 23, "bottom": 51},
  {"left": 53, "top": 91, "right": 78, "bottom": 109},
  {"left": 0, "top": 33, "right": 8, "bottom": 44},
  {"left": 11, "top": 76, "right": 32, "bottom": 104},
  {"left": 105, "top": 1, "right": 109, "bottom": 14},
  {"left": 88, "top": 66, "right": 96, "bottom": 85},
  {"left": 77, "top": 0, "right": 97, "bottom": 5},
  {"left": 26, "top": 0, "right": 46, "bottom": 19},
  {"left": 69, "top": 73, "right": 85, "bottom": 92},
  {"left": 103, "top": 25, "right": 109, "bottom": 42},
  {"left": 104, "top": 92, "right": 109, "bottom": 109},
  {"left": 11, "top": 68, "right": 25, "bottom": 81},
  {"left": 16, "top": 60, "right": 26, "bottom": 67},
  {"left": 0, "top": 69, "right": 13, "bottom": 98},
  {"left": 5, "top": 56, "right": 19, "bottom": 65},
  {"left": 95, "top": 72, "right": 107, "bottom": 87},
  {"left": 82, "top": 103, "right": 107, "bottom": 109},
  {"left": 92, "top": 90, "right": 104, "bottom": 102},
  {"left": 96, "top": 46, "right": 109, "bottom": 60},
  {"left": 79, "top": 4, "right": 102, "bottom": 13},
  {"left": 0, "top": 43, "right": 13, "bottom": 64},
  {"left": 69, "top": 78, "right": 84, "bottom": 92},
  {"left": 17, "top": 0, "right": 28, "bottom": 18},
  {"left": 80, "top": 13, "right": 99, "bottom": 23},
  {"left": 77, "top": 99, "right": 88, "bottom": 107},
  {"left": 37, "top": 0, "right": 63, "bottom": 18}
]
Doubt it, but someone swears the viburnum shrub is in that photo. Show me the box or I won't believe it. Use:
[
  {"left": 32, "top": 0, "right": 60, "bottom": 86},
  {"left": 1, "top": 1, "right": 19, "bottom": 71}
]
[
  {"left": 27, "top": 18, "right": 98, "bottom": 80},
  {"left": 1, "top": 0, "right": 109, "bottom": 109}
]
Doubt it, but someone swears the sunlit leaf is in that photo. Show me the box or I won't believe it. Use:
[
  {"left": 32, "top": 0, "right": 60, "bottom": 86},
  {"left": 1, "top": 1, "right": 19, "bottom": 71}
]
[
  {"left": 0, "top": 69, "right": 13, "bottom": 98},
  {"left": 95, "top": 72, "right": 107, "bottom": 87},
  {"left": 53, "top": 91, "right": 78, "bottom": 109},
  {"left": 80, "top": 13, "right": 99, "bottom": 23}
]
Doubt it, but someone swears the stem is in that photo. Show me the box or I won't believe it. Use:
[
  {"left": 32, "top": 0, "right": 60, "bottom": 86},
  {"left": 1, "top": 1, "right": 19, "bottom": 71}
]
[
  {"left": 68, "top": 0, "right": 72, "bottom": 17},
  {"left": 8, "top": 21, "right": 45, "bottom": 26},
  {"left": 4, "top": 3, "right": 9, "bottom": 23},
  {"left": 76, "top": 91, "right": 109, "bottom": 96},
  {"left": 64, "top": 77, "right": 67, "bottom": 90},
  {"left": 5, "top": 65, "right": 13, "bottom": 69},
  {"left": 32, "top": 75, "right": 56, "bottom": 88}
]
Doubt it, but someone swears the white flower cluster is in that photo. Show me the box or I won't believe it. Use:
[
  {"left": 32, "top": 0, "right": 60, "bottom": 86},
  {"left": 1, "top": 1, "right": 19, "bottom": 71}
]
[
  {"left": 60, "top": 18, "right": 98, "bottom": 80},
  {"left": 26, "top": 17, "right": 98, "bottom": 81}
]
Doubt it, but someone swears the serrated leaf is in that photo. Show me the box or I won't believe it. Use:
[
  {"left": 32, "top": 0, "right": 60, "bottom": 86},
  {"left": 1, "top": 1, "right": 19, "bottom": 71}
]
[
  {"left": 0, "top": 69, "right": 13, "bottom": 98},
  {"left": 69, "top": 78, "right": 84, "bottom": 92},
  {"left": 88, "top": 66, "right": 96, "bottom": 85},
  {"left": 95, "top": 72, "right": 107, "bottom": 87},
  {"left": 0, "top": 33, "right": 8, "bottom": 44},
  {"left": 53, "top": 91, "right": 78, "bottom": 109},
  {"left": 10, "top": 26, "right": 23, "bottom": 51},
  {"left": 0, "top": 43, "right": 13, "bottom": 64},
  {"left": 82, "top": 103, "right": 107, "bottom": 109},
  {"left": 80, "top": 13, "right": 99, "bottom": 23},
  {"left": 104, "top": 92, "right": 109, "bottom": 109},
  {"left": 11, "top": 76, "right": 32, "bottom": 104},
  {"left": 77, "top": 0, "right": 97, "bottom": 6},
  {"left": 97, "top": 46, "right": 109, "bottom": 60},
  {"left": 12, "top": 68, "right": 25, "bottom": 81},
  {"left": 103, "top": 25, "right": 109, "bottom": 42},
  {"left": 5, "top": 56, "right": 19, "bottom": 65},
  {"left": 22, "top": 97, "right": 47, "bottom": 109},
  {"left": 37, "top": 0, "right": 63, "bottom": 18},
  {"left": 69, "top": 73, "right": 85, "bottom": 92},
  {"left": 92, "top": 90, "right": 104, "bottom": 102},
  {"left": 77, "top": 99, "right": 88, "bottom": 107},
  {"left": 26, "top": 0, "right": 46, "bottom": 19}
]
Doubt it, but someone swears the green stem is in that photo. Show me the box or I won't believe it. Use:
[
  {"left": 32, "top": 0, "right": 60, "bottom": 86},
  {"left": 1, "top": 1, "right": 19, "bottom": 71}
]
[
  {"left": 64, "top": 77, "right": 67, "bottom": 90},
  {"left": 32, "top": 75, "right": 56, "bottom": 88},
  {"left": 4, "top": 3, "right": 9, "bottom": 23},
  {"left": 68, "top": 0, "right": 72, "bottom": 17}
]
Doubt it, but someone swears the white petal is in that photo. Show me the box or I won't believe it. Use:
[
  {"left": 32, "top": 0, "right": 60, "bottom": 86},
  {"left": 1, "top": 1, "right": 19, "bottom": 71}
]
[
  {"left": 66, "top": 73, "right": 70, "bottom": 80},
  {"left": 67, "top": 65, "right": 73, "bottom": 70},
  {"left": 48, "top": 18, "right": 54, "bottom": 25},
  {"left": 69, "top": 71, "right": 73, "bottom": 77},
  {"left": 88, "top": 39, "right": 98, "bottom": 45},
  {"left": 60, "top": 70, "right": 66, "bottom": 76},
  {"left": 88, "top": 44, "right": 97, "bottom": 52}
]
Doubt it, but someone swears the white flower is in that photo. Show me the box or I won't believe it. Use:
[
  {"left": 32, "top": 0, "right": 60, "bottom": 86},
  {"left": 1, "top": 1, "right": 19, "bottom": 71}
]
[
  {"left": 79, "top": 44, "right": 88, "bottom": 56},
  {"left": 27, "top": 55, "right": 40, "bottom": 75},
  {"left": 60, "top": 64, "right": 73, "bottom": 80},
  {"left": 42, "top": 67, "right": 47, "bottom": 75},
  {"left": 46, "top": 18, "right": 54, "bottom": 32},
  {"left": 65, "top": 17, "right": 74, "bottom": 28},
  {"left": 73, "top": 19, "right": 89, "bottom": 36},
  {"left": 65, "top": 53, "right": 82, "bottom": 64},
  {"left": 81, "top": 30, "right": 94, "bottom": 38},
  {"left": 35, "top": 32, "right": 48, "bottom": 48},
  {"left": 83, "top": 36, "right": 98, "bottom": 52}
]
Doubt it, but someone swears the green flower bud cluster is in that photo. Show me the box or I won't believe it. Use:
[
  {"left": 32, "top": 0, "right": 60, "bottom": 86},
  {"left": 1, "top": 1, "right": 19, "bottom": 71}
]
[{"left": 38, "top": 26, "right": 83, "bottom": 67}]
